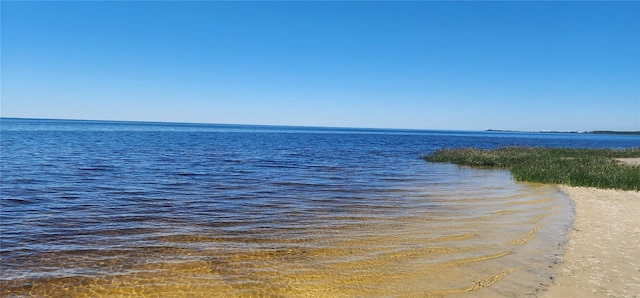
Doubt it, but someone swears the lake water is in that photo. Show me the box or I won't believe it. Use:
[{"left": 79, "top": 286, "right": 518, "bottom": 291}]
[{"left": 1, "top": 118, "right": 638, "bottom": 297}]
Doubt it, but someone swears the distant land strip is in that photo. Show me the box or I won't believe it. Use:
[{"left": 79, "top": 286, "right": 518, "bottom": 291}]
[
  {"left": 588, "top": 131, "right": 640, "bottom": 135},
  {"left": 485, "top": 129, "right": 640, "bottom": 135}
]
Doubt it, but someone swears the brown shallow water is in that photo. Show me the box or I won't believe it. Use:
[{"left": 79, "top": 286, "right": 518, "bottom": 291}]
[{"left": 1, "top": 166, "right": 573, "bottom": 297}]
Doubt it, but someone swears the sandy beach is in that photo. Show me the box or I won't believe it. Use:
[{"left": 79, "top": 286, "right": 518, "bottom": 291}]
[
  {"left": 541, "top": 186, "right": 640, "bottom": 297},
  {"left": 616, "top": 158, "right": 640, "bottom": 167}
]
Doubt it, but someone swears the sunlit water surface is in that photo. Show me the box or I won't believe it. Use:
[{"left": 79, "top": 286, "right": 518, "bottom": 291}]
[{"left": 2, "top": 119, "right": 638, "bottom": 297}]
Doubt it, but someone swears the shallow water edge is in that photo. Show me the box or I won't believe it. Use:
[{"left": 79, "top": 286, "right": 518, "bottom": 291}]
[{"left": 1, "top": 165, "right": 574, "bottom": 297}]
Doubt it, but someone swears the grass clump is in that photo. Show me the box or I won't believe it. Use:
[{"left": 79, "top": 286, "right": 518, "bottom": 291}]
[{"left": 424, "top": 147, "right": 640, "bottom": 191}]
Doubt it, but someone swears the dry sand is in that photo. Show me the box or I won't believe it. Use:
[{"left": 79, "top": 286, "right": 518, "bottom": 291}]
[
  {"left": 541, "top": 186, "right": 640, "bottom": 297},
  {"left": 616, "top": 158, "right": 640, "bottom": 167}
]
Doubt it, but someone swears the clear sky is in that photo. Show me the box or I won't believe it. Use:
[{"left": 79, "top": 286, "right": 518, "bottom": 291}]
[{"left": 2, "top": 1, "right": 639, "bottom": 131}]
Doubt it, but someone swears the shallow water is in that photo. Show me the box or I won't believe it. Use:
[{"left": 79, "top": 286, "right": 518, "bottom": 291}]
[{"left": 1, "top": 119, "right": 637, "bottom": 297}]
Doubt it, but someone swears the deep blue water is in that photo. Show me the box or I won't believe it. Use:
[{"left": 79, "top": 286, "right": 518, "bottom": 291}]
[{"left": 1, "top": 118, "right": 638, "bottom": 296}]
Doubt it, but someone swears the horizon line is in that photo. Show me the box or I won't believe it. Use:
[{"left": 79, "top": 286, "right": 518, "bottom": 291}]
[
  {"left": 0, "top": 116, "right": 468, "bottom": 132},
  {"left": 2, "top": 117, "right": 636, "bottom": 134}
]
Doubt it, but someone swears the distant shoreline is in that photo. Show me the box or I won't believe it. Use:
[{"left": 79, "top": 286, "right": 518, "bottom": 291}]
[
  {"left": 587, "top": 130, "right": 640, "bottom": 135},
  {"left": 485, "top": 129, "right": 640, "bottom": 135}
]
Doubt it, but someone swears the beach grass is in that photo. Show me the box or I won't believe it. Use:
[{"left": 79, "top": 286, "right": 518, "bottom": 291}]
[{"left": 424, "top": 147, "right": 640, "bottom": 191}]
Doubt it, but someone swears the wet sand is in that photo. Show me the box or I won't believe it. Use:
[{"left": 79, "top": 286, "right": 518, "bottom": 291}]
[{"left": 541, "top": 186, "right": 640, "bottom": 297}]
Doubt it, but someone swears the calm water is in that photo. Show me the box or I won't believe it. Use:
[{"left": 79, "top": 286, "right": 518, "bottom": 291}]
[{"left": 1, "top": 118, "right": 638, "bottom": 297}]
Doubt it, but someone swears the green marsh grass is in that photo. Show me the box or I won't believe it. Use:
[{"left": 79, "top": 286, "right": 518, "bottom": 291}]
[{"left": 424, "top": 147, "right": 640, "bottom": 191}]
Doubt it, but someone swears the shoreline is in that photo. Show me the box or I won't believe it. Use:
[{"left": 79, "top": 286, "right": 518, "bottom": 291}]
[{"left": 540, "top": 186, "right": 640, "bottom": 297}]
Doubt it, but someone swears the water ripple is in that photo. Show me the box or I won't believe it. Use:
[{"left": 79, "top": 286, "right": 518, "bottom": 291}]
[{"left": 5, "top": 119, "right": 633, "bottom": 296}]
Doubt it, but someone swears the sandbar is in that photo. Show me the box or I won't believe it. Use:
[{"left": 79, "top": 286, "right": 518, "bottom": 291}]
[{"left": 541, "top": 186, "right": 640, "bottom": 297}]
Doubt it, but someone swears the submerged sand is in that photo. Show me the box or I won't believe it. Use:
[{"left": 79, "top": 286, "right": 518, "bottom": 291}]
[{"left": 541, "top": 186, "right": 640, "bottom": 297}]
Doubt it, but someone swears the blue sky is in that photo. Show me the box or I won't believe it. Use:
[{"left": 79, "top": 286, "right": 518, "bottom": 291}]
[{"left": 2, "top": 1, "right": 639, "bottom": 131}]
